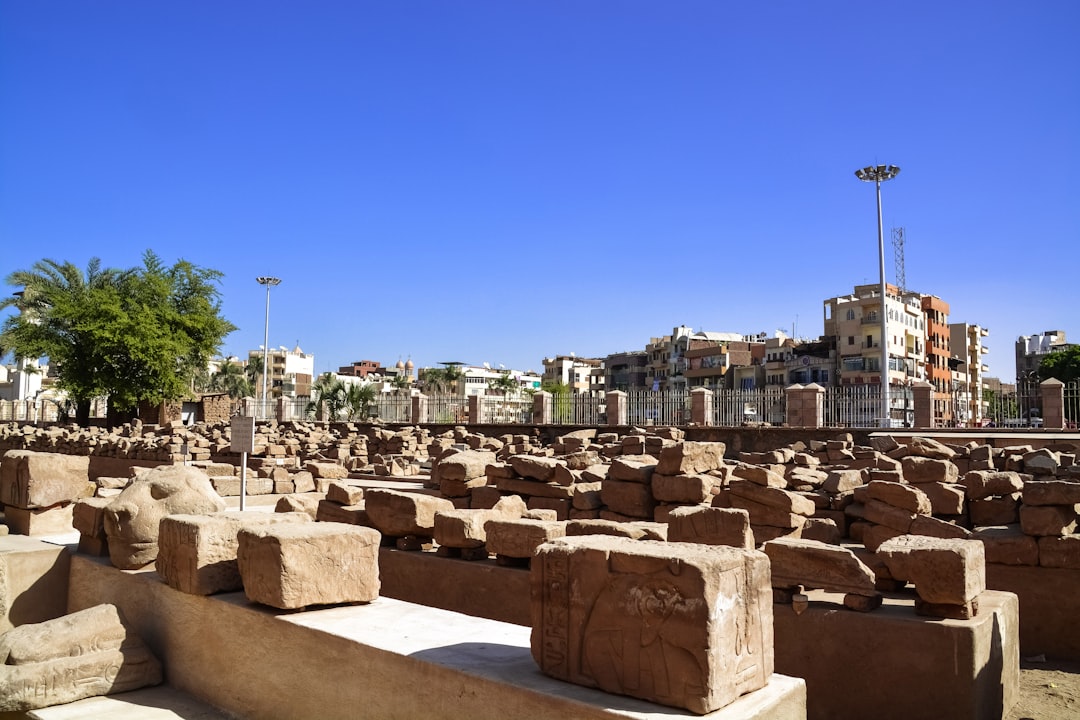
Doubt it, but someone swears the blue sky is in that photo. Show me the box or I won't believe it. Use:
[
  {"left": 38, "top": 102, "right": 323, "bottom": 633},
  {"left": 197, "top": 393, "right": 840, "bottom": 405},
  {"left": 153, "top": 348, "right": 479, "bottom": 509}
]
[{"left": 2, "top": 2, "right": 1077, "bottom": 380}]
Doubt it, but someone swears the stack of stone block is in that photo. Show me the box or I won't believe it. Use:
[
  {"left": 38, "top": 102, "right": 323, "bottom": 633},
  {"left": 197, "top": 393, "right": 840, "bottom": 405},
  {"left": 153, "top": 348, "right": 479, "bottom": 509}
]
[{"left": 0, "top": 450, "right": 92, "bottom": 535}]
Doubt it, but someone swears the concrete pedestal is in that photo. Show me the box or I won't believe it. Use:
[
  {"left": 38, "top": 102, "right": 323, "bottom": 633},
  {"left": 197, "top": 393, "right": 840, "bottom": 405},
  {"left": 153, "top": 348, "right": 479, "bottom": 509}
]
[
  {"left": 773, "top": 589, "right": 1018, "bottom": 720},
  {"left": 986, "top": 563, "right": 1080, "bottom": 660},
  {"left": 0, "top": 534, "right": 70, "bottom": 632},
  {"left": 67, "top": 554, "right": 805, "bottom": 720}
]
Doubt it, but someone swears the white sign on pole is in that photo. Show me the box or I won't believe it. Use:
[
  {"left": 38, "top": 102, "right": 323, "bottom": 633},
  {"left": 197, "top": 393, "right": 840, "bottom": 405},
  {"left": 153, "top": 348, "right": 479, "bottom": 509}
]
[{"left": 230, "top": 416, "right": 255, "bottom": 454}]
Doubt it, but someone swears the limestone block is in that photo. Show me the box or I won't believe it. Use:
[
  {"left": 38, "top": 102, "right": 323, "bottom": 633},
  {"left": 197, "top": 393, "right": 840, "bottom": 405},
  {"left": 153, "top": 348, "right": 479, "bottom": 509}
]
[
  {"left": 962, "top": 470, "right": 1024, "bottom": 500},
  {"left": 918, "top": 482, "right": 967, "bottom": 515},
  {"left": 902, "top": 457, "right": 960, "bottom": 484},
  {"left": 608, "top": 456, "right": 658, "bottom": 484},
  {"left": 571, "top": 481, "right": 603, "bottom": 510},
  {"left": 1037, "top": 535, "right": 1080, "bottom": 569},
  {"left": 551, "top": 465, "right": 581, "bottom": 487},
  {"left": 1019, "top": 504, "right": 1078, "bottom": 537},
  {"left": 862, "top": 498, "right": 917, "bottom": 533},
  {"left": 326, "top": 482, "right": 365, "bottom": 506},
  {"left": 655, "top": 441, "right": 726, "bottom": 475},
  {"left": 865, "top": 480, "right": 931, "bottom": 515},
  {"left": 909, "top": 514, "right": 972, "bottom": 540},
  {"left": 726, "top": 494, "right": 807, "bottom": 531},
  {"left": 157, "top": 511, "right": 312, "bottom": 595},
  {"left": 763, "top": 537, "right": 877, "bottom": 595},
  {"left": 600, "top": 479, "right": 655, "bottom": 519},
  {"left": 667, "top": 506, "right": 753, "bottom": 549},
  {"left": 315, "top": 500, "right": 370, "bottom": 526},
  {"left": 1023, "top": 479, "right": 1080, "bottom": 506},
  {"left": 564, "top": 519, "right": 666, "bottom": 541},
  {"left": 649, "top": 473, "right": 713, "bottom": 503},
  {"left": 969, "top": 495, "right": 1020, "bottom": 526},
  {"left": 972, "top": 525, "right": 1039, "bottom": 566},
  {"left": 484, "top": 518, "right": 565, "bottom": 559},
  {"left": 4, "top": 503, "right": 76, "bottom": 536},
  {"left": 731, "top": 463, "right": 787, "bottom": 488},
  {"left": 0, "top": 449, "right": 92, "bottom": 509},
  {"left": 509, "top": 455, "right": 562, "bottom": 482},
  {"left": 727, "top": 480, "right": 815, "bottom": 516},
  {"left": 800, "top": 517, "right": 841, "bottom": 544},
  {"left": 0, "top": 604, "right": 161, "bottom": 712},
  {"left": 274, "top": 494, "right": 321, "bottom": 519},
  {"left": 891, "top": 437, "right": 956, "bottom": 459},
  {"left": 877, "top": 535, "right": 986, "bottom": 605},
  {"left": 433, "top": 496, "right": 528, "bottom": 549},
  {"left": 438, "top": 450, "right": 496, "bottom": 482},
  {"left": 531, "top": 535, "right": 772, "bottom": 714},
  {"left": 73, "top": 497, "right": 111, "bottom": 554},
  {"left": 237, "top": 522, "right": 380, "bottom": 609},
  {"left": 292, "top": 471, "right": 316, "bottom": 493},
  {"left": 363, "top": 488, "right": 454, "bottom": 537},
  {"left": 1023, "top": 449, "right": 1061, "bottom": 475},
  {"left": 823, "top": 469, "right": 863, "bottom": 493},
  {"left": 103, "top": 465, "right": 226, "bottom": 570},
  {"left": 304, "top": 461, "right": 349, "bottom": 479}
]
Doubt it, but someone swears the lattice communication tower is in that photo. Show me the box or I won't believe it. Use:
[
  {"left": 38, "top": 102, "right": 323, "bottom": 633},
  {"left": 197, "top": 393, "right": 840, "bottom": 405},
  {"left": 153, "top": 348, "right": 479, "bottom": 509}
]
[{"left": 891, "top": 227, "right": 906, "bottom": 294}]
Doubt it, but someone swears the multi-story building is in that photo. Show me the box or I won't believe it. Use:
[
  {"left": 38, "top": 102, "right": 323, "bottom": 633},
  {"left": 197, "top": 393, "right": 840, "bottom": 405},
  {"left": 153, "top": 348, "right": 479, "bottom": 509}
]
[
  {"left": 949, "top": 323, "right": 991, "bottom": 425},
  {"left": 462, "top": 365, "right": 543, "bottom": 397},
  {"left": 338, "top": 360, "right": 383, "bottom": 378},
  {"left": 250, "top": 344, "right": 314, "bottom": 401},
  {"left": 824, "top": 283, "right": 927, "bottom": 424},
  {"left": 773, "top": 336, "right": 836, "bottom": 388},
  {"left": 1015, "top": 330, "right": 1075, "bottom": 384},
  {"left": 542, "top": 355, "right": 602, "bottom": 391},
  {"left": 921, "top": 296, "right": 954, "bottom": 424},
  {"left": 604, "top": 351, "right": 648, "bottom": 391},
  {"left": 683, "top": 332, "right": 754, "bottom": 390},
  {"left": 644, "top": 325, "right": 693, "bottom": 392}
]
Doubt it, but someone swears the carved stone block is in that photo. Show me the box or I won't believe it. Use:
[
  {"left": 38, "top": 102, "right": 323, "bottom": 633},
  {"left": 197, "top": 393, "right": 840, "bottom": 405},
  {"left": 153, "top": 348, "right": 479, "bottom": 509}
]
[
  {"left": 237, "top": 522, "right": 380, "bottom": 609},
  {"left": 531, "top": 535, "right": 773, "bottom": 714},
  {"left": 0, "top": 449, "right": 92, "bottom": 509}
]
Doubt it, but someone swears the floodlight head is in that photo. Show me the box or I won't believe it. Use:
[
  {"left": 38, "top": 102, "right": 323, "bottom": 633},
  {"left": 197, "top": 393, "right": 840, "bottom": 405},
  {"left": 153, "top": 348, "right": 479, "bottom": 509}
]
[
  {"left": 256, "top": 276, "right": 282, "bottom": 287},
  {"left": 855, "top": 164, "right": 901, "bottom": 183}
]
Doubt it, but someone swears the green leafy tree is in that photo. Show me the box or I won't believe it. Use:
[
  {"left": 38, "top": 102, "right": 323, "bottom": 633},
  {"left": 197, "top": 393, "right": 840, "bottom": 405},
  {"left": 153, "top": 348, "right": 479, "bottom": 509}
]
[
  {"left": 1039, "top": 347, "right": 1080, "bottom": 384},
  {"left": 0, "top": 253, "right": 235, "bottom": 424},
  {"left": 245, "top": 355, "right": 265, "bottom": 399},
  {"left": 210, "top": 359, "right": 253, "bottom": 400},
  {"left": 420, "top": 367, "right": 447, "bottom": 393},
  {"left": 389, "top": 374, "right": 411, "bottom": 393},
  {"left": 488, "top": 370, "right": 519, "bottom": 395},
  {"left": 541, "top": 380, "right": 573, "bottom": 423},
  {"left": 344, "top": 382, "right": 377, "bottom": 420}
]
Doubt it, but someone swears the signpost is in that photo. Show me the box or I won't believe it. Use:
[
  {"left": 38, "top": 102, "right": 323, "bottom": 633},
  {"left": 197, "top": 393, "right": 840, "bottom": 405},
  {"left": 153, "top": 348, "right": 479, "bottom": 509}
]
[{"left": 230, "top": 415, "right": 255, "bottom": 511}]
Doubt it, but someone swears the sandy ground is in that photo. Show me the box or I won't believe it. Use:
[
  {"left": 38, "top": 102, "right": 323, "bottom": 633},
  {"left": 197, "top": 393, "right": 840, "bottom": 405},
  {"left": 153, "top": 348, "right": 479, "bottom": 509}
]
[{"left": 1009, "top": 658, "right": 1080, "bottom": 720}]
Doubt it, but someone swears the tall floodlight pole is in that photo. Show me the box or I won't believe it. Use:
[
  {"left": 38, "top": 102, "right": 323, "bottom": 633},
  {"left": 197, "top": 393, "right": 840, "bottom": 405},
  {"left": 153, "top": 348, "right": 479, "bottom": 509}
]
[
  {"left": 855, "top": 164, "right": 900, "bottom": 427},
  {"left": 256, "top": 276, "right": 281, "bottom": 419}
]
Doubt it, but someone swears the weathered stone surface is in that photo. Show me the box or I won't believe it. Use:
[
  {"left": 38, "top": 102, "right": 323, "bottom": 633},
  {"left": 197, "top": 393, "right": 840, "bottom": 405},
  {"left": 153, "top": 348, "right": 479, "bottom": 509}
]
[
  {"left": 157, "top": 511, "right": 311, "bottom": 595},
  {"left": 565, "top": 519, "right": 665, "bottom": 541},
  {"left": 969, "top": 495, "right": 1020, "bottom": 526},
  {"left": 962, "top": 470, "right": 1024, "bottom": 500},
  {"left": 726, "top": 494, "right": 808, "bottom": 530},
  {"left": 303, "top": 461, "right": 349, "bottom": 479},
  {"left": 902, "top": 456, "right": 960, "bottom": 484},
  {"left": 731, "top": 463, "right": 787, "bottom": 488},
  {"left": 363, "top": 488, "right": 454, "bottom": 537},
  {"left": 103, "top": 465, "right": 226, "bottom": 570},
  {"left": 1023, "top": 449, "right": 1061, "bottom": 475},
  {"left": 823, "top": 469, "right": 863, "bottom": 493},
  {"left": 325, "top": 482, "right": 365, "bottom": 506},
  {"left": 438, "top": 450, "right": 496, "bottom": 482},
  {"left": 892, "top": 437, "right": 957, "bottom": 459},
  {"left": 494, "top": 476, "right": 574, "bottom": 499},
  {"left": 0, "top": 449, "right": 92, "bottom": 509},
  {"left": 877, "top": 535, "right": 986, "bottom": 605},
  {"left": 667, "top": 506, "right": 753, "bottom": 549},
  {"left": 1022, "top": 479, "right": 1080, "bottom": 506},
  {"left": 909, "top": 513, "right": 973, "bottom": 540},
  {"left": 0, "top": 604, "right": 162, "bottom": 712},
  {"left": 509, "top": 455, "right": 563, "bottom": 482},
  {"left": 1037, "top": 535, "right": 1080, "bottom": 569},
  {"left": 918, "top": 482, "right": 967, "bottom": 515},
  {"left": 531, "top": 535, "right": 772, "bottom": 714},
  {"left": 237, "top": 522, "right": 380, "bottom": 609},
  {"left": 601, "top": 479, "right": 655, "bottom": 519},
  {"left": 655, "top": 441, "right": 726, "bottom": 476},
  {"left": 484, "top": 518, "right": 565, "bottom": 559},
  {"left": 433, "top": 495, "right": 528, "bottom": 549},
  {"left": 570, "top": 481, "right": 603, "bottom": 510},
  {"left": 651, "top": 473, "right": 713, "bottom": 503},
  {"left": 865, "top": 480, "right": 931, "bottom": 515},
  {"left": 862, "top": 498, "right": 916, "bottom": 533},
  {"left": 1019, "top": 504, "right": 1078, "bottom": 537},
  {"left": 608, "top": 456, "right": 658, "bottom": 484},
  {"left": 972, "top": 525, "right": 1039, "bottom": 566},
  {"left": 763, "top": 537, "right": 877, "bottom": 595},
  {"left": 315, "top": 500, "right": 370, "bottom": 526},
  {"left": 4, "top": 504, "right": 76, "bottom": 536},
  {"left": 728, "top": 479, "right": 815, "bottom": 516},
  {"left": 274, "top": 494, "right": 321, "bottom": 519}
]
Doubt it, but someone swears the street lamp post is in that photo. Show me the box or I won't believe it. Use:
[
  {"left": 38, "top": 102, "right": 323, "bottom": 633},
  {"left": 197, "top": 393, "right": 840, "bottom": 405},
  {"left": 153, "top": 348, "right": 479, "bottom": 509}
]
[
  {"left": 256, "top": 276, "right": 281, "bottom": 420},
  {"left": 855, "top": 164, "right": 900, "bottom": 428}
]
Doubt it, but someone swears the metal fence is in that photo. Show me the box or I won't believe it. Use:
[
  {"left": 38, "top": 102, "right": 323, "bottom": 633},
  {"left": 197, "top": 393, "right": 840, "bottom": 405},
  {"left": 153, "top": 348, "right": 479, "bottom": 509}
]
[
  {"left": 626, "top": 390, "right": 688, "bottom": 426},
  {"left": 426, "top": 395, "right": 469, "bottom": 424},
  {"left": 1066, "top": 381, "right": 1080, "bottom": 429},
  {"left": 547, "top": 392, "right": 606, "bottom": 426},
  {"left": 713, "top": 388, "right": 786, "bottom": 426},
  {"left": 371, "top": 395, "right": 412, "bottom": 423},
  {"left": 984, "top": 381, "right": 1042, "bottom": 428},
  {"left": 823, "top": 385, "right": 883, "bottom": 428},
  {"left": 479, "top": 395, "right": 533, "bottom": 424}
]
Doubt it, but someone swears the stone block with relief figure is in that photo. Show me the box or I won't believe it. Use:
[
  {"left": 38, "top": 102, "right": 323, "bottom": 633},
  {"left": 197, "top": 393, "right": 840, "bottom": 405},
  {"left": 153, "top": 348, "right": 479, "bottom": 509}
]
[{"left": 531, "top": 535, "right": 773, "bottom": 715}]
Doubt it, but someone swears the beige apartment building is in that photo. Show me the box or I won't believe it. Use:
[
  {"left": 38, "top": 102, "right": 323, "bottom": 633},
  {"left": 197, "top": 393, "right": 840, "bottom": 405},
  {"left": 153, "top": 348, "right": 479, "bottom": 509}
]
[{"left": 950, "top": 323, "right": 991, "bottom": 425}]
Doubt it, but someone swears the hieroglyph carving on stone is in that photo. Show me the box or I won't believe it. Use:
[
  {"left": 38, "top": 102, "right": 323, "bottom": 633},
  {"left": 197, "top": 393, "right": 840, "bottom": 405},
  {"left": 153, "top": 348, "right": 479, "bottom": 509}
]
[{"left": 532, "top": 535, "right": 773, "bottom": 714}]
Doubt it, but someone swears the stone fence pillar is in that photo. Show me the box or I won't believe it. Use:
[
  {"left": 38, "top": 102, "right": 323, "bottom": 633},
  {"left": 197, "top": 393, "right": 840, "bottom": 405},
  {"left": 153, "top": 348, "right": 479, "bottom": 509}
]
[
  {"left": 606, "top": 391, "right": 627, "bottom": 427},
  {"left": 241, "top": 397, "right": 257, "bottom": 418},
  {"left": 533, "top": 391, "right": 552, "bottom": 425},
  {"left": 690, "top": 388, "right": 713, "bottom": 426},
  {"left": 784, "top": 384, "right": 824, "bottom": 428},
  {"left": 912, "top": 381, "right": 934, "bottom": 429},
  {"left": 276, "top": 396, "right": 290, "bottom": 422},
  {"left": 468, "top": 395, "right": 482, "bottom": 425},
  {"left": 1040, "top": 378, "right": 1065, "bottom": 430},
  {"left": 412, "top": 394, "right": 428, "bottom": 424}
]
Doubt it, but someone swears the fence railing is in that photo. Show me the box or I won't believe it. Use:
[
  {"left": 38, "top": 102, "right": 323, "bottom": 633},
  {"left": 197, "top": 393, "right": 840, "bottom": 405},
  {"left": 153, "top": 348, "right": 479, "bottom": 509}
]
[
  {"left": 984, "top": 380, "right": 1043, "bottom": 428},
  {"left": 713, "top": 388, "right": 786, "bottom": 426},
  {"left": 1066, "top": 381, "right": 1080, "bottom": 429},
  {"left": 371, "top": 395, "right": 412, "bottom": 424},
  {"left": 626, "top": 390, "right": 688, "bottom": 426},
  {"left": 547, "top": 392, "right": 606, "bottom": 426},
  {"left": 480, "top": 395, "right": 533, "bottom": 425}
]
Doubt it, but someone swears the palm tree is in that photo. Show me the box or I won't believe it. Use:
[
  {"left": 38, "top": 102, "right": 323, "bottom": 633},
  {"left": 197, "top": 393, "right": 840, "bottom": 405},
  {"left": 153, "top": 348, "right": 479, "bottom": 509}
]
[
  {"left": 307, "top": 373, "right": 347, "bottom": 421},
  {"left": 442, "top": 363, "right": 464, "bottom": 396},
  {"left": 210, "top": 359, "right": 252, "bottom": 400},
  {"left": 421, "top": 367, "right": 447, "bottom": 394},
  {"left": 245, "top": 355, "right": 265, "bottom": 400},
  {"left": 390, "top": 374, "right": 411, "bottom": 393},
  {"left": 344, "top": 382, "right": 378, "bottom": 420}
]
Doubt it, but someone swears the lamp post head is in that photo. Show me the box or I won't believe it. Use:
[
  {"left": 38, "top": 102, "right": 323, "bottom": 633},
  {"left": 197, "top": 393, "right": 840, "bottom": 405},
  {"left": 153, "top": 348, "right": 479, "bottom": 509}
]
[
  {"left": 855, "top": 165, "right": 900, "bottom": 183},
  {"left": 256, "top": 276, "right": 282, "bottom": 287}
]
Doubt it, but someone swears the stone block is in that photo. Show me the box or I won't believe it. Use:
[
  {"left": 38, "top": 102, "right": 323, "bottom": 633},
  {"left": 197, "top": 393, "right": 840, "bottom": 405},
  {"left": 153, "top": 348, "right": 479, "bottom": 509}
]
[
  {"left": 727, "top": 494, "right": 807, "bottom": 531},
  {"left": 531, "top": 535, "right": 773, "bottom": 714},
  {"left": 363, "top": 488, "right": 454, "bottom": 537},
  {"left": 655, "top": 441, "right": 726, "bottom": 475},
  {"left": 326, "top": 482, "right": 365, "bottom": 506},
  {"left": 237, "top": 522, "right": 380, "bottom": 609},
  {"left": 527, "top": 496, "right": 570, "bottom": 520},
  {"left": 157, "top": 511, "right": 312, "bottom": 595},
  {"left": 433, "top": 496, "right": 527, "bottom": 549},
  {"left": 1019, "top": 504, "right": 1078, "bottom": 537},
  {"left": 0, "top": 603, "right": 162, "bottom": 712},
  {"left": 763, "top": 537, "right": 877, "bottom": 595},
  {"left": 484, "top": 518, "right": 565, "bottom": 559},
  {"left": 651, "top": 473, "right": 713, "bottom": 503},
  {"left": 877, "top": 535, "right": 986, "bottom": 605},
  {"left": 908, "top": 514, "right": 972, "bottom": 540},
  {"left": 865, "top": 480, "right": 931, "bottom": 515},
  {"left": 608, "top": 456, "right": 658, "bottom": 484},
  {"left": 0, "top": 450, "right": 92, "bottom": 509},
  {"left": 732, "top": 464, "right": 788, "bottom": 488},
  {"left": 509, "top": 455, "right": 562, "bottom": 482},
  {"left": 600, "top": 479, "right": 655, "bottom": 519},
  {"left": 0, "top": 535, "right": 71, "bottom": 633},
  {"left": 823, "top": 469, "right": 862, "bottom": 493},
  {"left": 917, "top": 482, "right": 966, "bottom": 515},
  {"left": 728, "top": 480, "right": 815, "bottom": 516},
  {"left": 667, "top": 506, "right": 754, "bottom": 549},
  {"left": 1037, "top": 535, "right": 1080, "bottom": 569},
  {"left": 1022, "top": 479, "right": 1080, "bottom": 506},
  {"left": 315, "top": 501, "right": 371, "bottom": 526},
  {"left": 961, "top": 470, "right": 1024, "bottom": 501},
  {"left": 4, "top": 503, "right": 76, "bottom": 536},
  {"left": 902, "top": 456, "right": 959, "bottom": 484},
  {"left": 274, "top": 494, "right": 321, "bottom": 519},
  {"left": 969, "top": 495, "right": 1020, "bottom": 526},
  {"left": 304, "top": 461, "right": 349, "bottom": 479},
  {"left": 972, "top": 525, "right": 1039, "bottom": 566}
]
